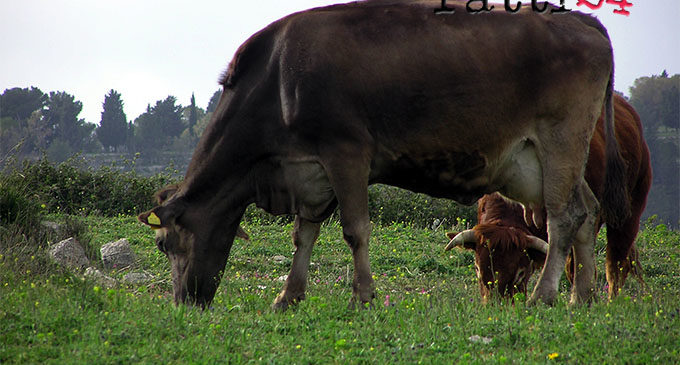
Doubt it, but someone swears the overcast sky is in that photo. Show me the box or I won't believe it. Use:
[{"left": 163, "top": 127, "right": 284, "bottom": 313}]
[{"left": 1, "top": 0, "right": 678, "bottom": 125}]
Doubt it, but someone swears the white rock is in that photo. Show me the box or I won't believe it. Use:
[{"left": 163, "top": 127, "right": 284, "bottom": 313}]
[
  {"left": 101, "top": 238, "right": 136, "bottom": 269},
  {"left": 123, "top": 272, "right": 153, "bottom": 284},
  {"left": 84, "top": 267, "right": 117, "bottom": 288},
  {"left": 49, "top": 237, "right": 90, "bottom": 270}
]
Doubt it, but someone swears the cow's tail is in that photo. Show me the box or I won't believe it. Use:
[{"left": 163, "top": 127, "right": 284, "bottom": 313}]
[{"left": 601, "top": 71, "right": 630, "bottom": 228}]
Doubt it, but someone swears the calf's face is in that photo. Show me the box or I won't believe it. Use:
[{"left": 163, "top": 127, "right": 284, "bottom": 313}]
[
  {"left": 446, "top": 229, "right": 546, "bottom": 302},
  {"left": 472, "top": 243, "right": 537, "bottom": 302}
]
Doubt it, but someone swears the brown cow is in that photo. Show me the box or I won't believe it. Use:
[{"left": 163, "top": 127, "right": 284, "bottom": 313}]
[
  {"left": 446, "top": 95, "right": 651, "bottom": 302},
  {"left": 137, "top": 0, "right": 625, "bottom": 309}
]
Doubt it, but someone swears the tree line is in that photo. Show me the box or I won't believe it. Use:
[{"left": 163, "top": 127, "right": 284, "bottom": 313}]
[
  {"left": 1, "top": 72, "right": 678, "bottom": 225},
  {"left": 0, "top": 87, "right": 222, "bottom": 162},
  {"left": 628, "top": 71, "right": 679, "bottom": 227}
]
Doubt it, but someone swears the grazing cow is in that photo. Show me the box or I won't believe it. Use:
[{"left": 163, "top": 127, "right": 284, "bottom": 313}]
[
  {"left": 138, "top": 0, "right": 626, "bottom": 309},
  {"left": 446, "top": 95, "right": 651, "bottom": 302}
]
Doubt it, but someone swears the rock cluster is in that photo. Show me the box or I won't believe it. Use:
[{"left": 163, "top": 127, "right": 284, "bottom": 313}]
[{"left": 48, "top": 236, "right": 153, "bottom": 288}]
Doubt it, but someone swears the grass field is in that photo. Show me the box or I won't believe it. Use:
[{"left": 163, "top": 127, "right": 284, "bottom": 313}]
[{"left": 1, "top": 215, "right": 678, "bottom": 364}]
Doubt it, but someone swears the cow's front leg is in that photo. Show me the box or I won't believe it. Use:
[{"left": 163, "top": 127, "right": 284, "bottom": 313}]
[
  {"left": 272, "top": 216, "right": 320, "bottom": 311},
  {"left": 344, "top": 217, "right": 374, "bottom": 308}
]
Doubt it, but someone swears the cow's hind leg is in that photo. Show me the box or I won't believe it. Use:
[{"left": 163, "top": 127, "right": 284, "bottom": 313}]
[
  {"left": 569, "top": 183, "right": 600, "bottom": 304},
  {"left": 337, "top": 181, "right": 375, "bottom": 308},
  {"left": 529, "top": 185, "right": 584, "bottom": 305},
  {"left": 529, "top": 177, "right": 599, "bottom": 305},
  {"left": 527, "top": 85, "right": 604, "bottom": 305},
  {"left": 322, "top": 151, "right": 375, "bottom": 308},
  {"left": 272, "top": 216, "right": 320, "bottom": 311}
]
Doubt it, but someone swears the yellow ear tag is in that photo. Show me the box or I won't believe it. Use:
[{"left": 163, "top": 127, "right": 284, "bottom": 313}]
[{"left": 148, "top": 212, "right": 161, "bottom": 226}]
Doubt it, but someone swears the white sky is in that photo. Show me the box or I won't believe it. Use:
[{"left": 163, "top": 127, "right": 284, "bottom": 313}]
[{"left": 1, "top": 0, "right": 678, "bottom": 125}]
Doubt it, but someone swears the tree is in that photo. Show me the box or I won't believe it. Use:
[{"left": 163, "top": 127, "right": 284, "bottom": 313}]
[
  {"left": 97, "top": 89, "right": 128, "bottom": 151},
  {"left": 155, "top": 96, "right": 184, "bottom": 138},
  {"left": 133, "top": 96, "right": 184, "bottom": 152},
  {"left": 629, "top": 72, "right": 680, "bottom": 135},
  {"left": 0, "top": 87, "right": 50, "bottom": 158},
  {"left": 175, "top": 94, "right": 207, "bottom": 151},
  {"left": 0, "top": 112, "right": 50, "bottom": 158},
  {"left": 188, "top": 93, "right": 198, "bottom": 138},
  {"left": 0, "top": 87, "right": 47, "bottom": 121},
  {"left": 188, "top": 90, "right": 221, "bottom": 140},
  {"left": 629, "top": 71, "right": 680, "bottom": 227},
  {"left": 21, "top": 110, "right": 52, "bottom": 156},
  {"left": 126, "top": 121, "right": 135, "bottom": 153},
  {"left": 43, "top": 91, "right": 96, "bottom": 154},
  {"left": 206, "top": 90, "right": 221, "bottom": 113}
]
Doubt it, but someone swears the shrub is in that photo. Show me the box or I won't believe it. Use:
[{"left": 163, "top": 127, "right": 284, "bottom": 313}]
[
  {"left": 368, "top": 184, "right": 476, "bottom": 228},
  {"left": 2, "top": 154, "right": 178, "bottom": 217},
  {"left": 1, "top": 156, "right": 474, "bottom": 227},
  {"left": 0, "top": 170, "right": 93, "bottom": 279},
  {"left": 0, "top": 179, "right": 40, "bottom": 229}
]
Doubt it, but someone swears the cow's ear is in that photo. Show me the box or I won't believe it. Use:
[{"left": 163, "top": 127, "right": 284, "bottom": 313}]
[
  {"left": 138, "top": 208, "right": 164, "bottom": 229},
  {"left": 138, "top": 201, "right": 184, "bottom": 229},
  {"left": 155, "top": 184, "right": 180, "bottom": 205}
]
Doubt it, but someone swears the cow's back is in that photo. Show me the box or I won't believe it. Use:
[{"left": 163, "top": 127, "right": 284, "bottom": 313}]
[{"left": 252, "top": 1, "right": 613, "bottom": 203}]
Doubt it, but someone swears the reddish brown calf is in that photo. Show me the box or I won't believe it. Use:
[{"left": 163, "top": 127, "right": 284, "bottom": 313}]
[{"left": 447, "top": 95, "right": 651, "bottom": 302}]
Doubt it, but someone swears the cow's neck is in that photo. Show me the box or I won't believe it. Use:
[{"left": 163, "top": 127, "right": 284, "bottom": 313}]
[{"left": 180, "top": 119, "right": 266, "bottom": 219}]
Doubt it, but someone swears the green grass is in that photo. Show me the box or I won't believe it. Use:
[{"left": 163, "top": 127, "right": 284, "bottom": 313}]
[{"left": 1, "top": 216, "right": 679, "bottom": 364}]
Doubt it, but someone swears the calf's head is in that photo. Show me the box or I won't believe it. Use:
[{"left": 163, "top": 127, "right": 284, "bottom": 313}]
[
  {"left": 445, "top": 224, "right": 547, "bottom": 302},
  {"left": 138, "top": 184, "right": 249, "bottom": 308}
]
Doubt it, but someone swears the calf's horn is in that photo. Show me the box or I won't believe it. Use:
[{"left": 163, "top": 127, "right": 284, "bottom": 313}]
[
  {"left": 526, "top": 235, "right": 548, "bottom": 254},
  {"left": 445, "top": 229, "right": 476, "bottom": 251}
]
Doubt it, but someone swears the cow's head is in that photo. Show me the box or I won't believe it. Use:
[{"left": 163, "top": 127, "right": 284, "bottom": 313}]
[
  {"left": 138, "top": 184, "right": 249, "bottom": 308},
  {"left": 445, "top": 224, "right": 548, "bottom": 302}
]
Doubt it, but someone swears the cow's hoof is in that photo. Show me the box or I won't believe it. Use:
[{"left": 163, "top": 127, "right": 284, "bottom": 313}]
[
  {"left": 272, "top": 292, "right": 304, "bottom": 312},
  {"left": 348, "top": 292, "right": 375, "bottom": 310},
  {"left": 347, "top": 299, "right": 374, "bottom": 310},
  {"left": 569, "top": 291, "right": 596, "bottom": 307},
  {"left": 271, "top": 300, "right": 290, "bottom": 312},
  {"left": 527, "top": 292, "right": 557, "bottom": 307}
]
